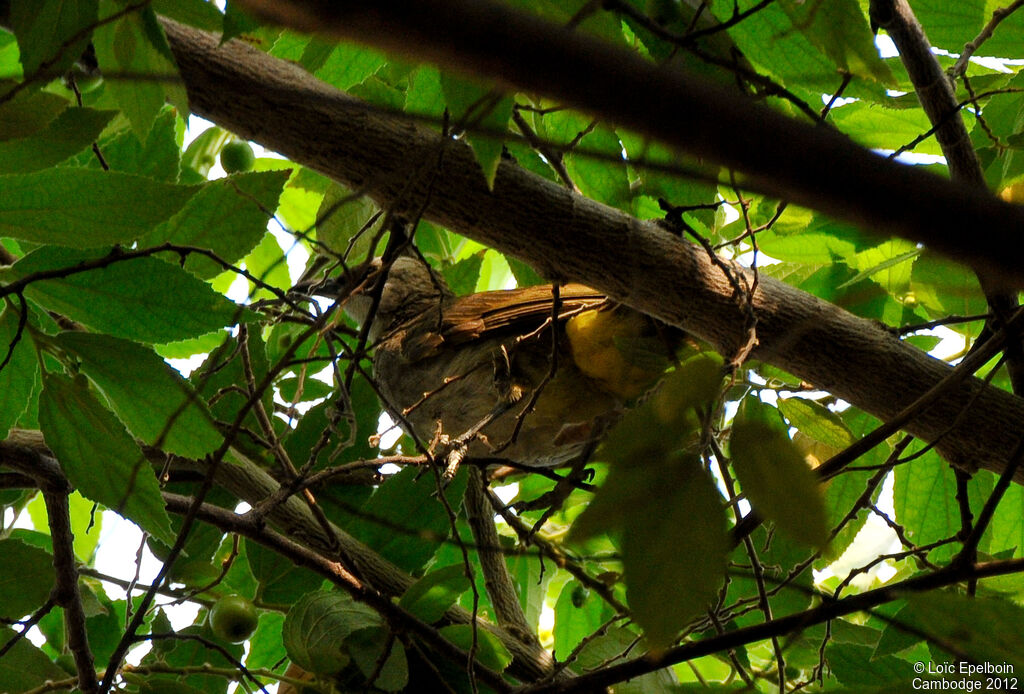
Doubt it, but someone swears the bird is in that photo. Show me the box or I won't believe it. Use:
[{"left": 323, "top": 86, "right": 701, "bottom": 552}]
[{"left": 335, "top": 255, "right": 679, "bottom": 469}]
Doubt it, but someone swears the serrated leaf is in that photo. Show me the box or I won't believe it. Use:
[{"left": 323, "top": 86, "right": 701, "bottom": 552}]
[
  {"left": 143, "top": 170, "right": 289, "bottom": 278},
  {"left": 779, "top": 0, "right": 893, "bottom": 84},
  {"left": 0, "top": 304, "right": 39, "bottom": 437},
  {"left": 440, "top": 74, "right": 513, "bottom": 188},
  {"left": 13, "top": 246, "right": 254, "bottom": 343},
  {"left": 0, "top": 539, "right": 55, "bottom": 620},
  {"left": 0, "top": 107, "right": 116, "bottom": 173},
  {"left": 55, "top": 332, "right": 222, "bottom": 458},
  {"left": 442, "top": 253, "right": 483, "bottom": 296},
  {"left": 0, "top": 168, "right": 197, "bottom": 247},
  {"left": 283, "top": 590, "right": 382, "bottom": 675},
  {"left": 39, "top": 372, "right": 174, "bottom": 544},
  {"left": 314, "top": 42, "right": 387, "bottom": 90},
  {"left": 731, "top": 397, "right": 829, "bottom": 548},
  {"left": 9, "top": 0, "right": 97, "bottom": 77},
  {"left": 398, "top": 564, "right": 472, "bottom": 623}
]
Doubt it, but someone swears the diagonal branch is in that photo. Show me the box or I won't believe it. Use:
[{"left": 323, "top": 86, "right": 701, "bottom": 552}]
[
  {"left": 159, "top": 18, "right": 1024, "bottom": 480},
  {"left": 229, "top": 0, "right": 1024, "bottom": 288}
]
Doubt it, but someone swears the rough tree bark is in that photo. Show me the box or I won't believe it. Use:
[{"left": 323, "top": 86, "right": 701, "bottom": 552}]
[
  {"left": 231, "top": 0, "right": 1024, "bottom": 289},
  {"left": 159, "top": 18, "right": 1024, "bottom": 480}
]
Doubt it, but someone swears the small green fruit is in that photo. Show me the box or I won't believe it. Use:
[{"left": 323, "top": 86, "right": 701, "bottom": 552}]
[
  {"left": 209, "top": 594, "right": 259, "bottom": 643},
  {"left": 220, "top": 142, "right": 256, "bottom": 174}
]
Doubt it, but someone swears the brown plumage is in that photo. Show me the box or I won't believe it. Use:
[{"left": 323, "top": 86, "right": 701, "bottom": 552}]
[{"left": 344, "top": 256, "right": 674, "bottom": 468}]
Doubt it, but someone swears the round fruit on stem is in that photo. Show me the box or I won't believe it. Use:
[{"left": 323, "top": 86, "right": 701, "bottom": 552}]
[
  {"left": 220, "top": 141, "right": 256, "bottom": 174},
  {"left": 209, "top": 594, "right": 259, "bottom": 643}
]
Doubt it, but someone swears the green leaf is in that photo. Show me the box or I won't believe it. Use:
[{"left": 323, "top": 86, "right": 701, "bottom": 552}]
[
  {"left": 892, "top": 447, "right": 974, "bottom": 564},
  {"left": 778, "top": 397, "right": 855, "bottom": 449},
  {"left": 142, "top": 622, "right": 244, "bottom": 691},
  {"left": 442, "top": 253, "right": 484, "bottom": 296},
  {"left": 39, "top": 372, "right": 174, "bottom": 544},
  {"left": 143, "top": 170, "right": 289, "bottom": 278},
  {"left": 843, "top": 240, "right": 919, "bottom": 292},
  {"left": 243, "top": 232, "right": 291, "bottom": 300},
  {"left": 440, "top": 74, "right": 513, "bottom": 188},
  {"left": 828, "top": 643, "right": 915, "bottom": 686},
  {"left": 282, "top": 590, "right": 382, "bottom": 675},
  {"left": 0, "top": 107, "right": 116, "bottom": 173},
  {"left": 151, "top": 0, "right": 225, "bottom": 32},
  {"left": 347, "top": 626, "right": 409, "bottom": 692},
  {"left": 0, "top": 539, "right": 55, "bottom": 620},
  {"left": 709, "top": 1, "right": 850, "bottom": 93},
  {"left": 55, "top": 332, "right": 222, "bottom": 458},
  {"left": 650, "top": 351, "right": 726, "bottom": 427},
  {"left": 572, "top": 625, "right": 679, "bottom": 691},
  {"left": 0, "top": 168, "right": 197, "bottom": 247},
  {"left": 779, "top": 0, "right": 893, "bottom": 84},
  {"left": 0, "top": 627, "right": 68, "bottom": 691},
  {"left": 0, "top": 85, "right": 70, "bottom": 140},
  {"left": 349, "top": 466, "right": 468, "bottom": 573},
  {"left": 553, "top": 580, "right": 615, "bottom": 659},
  {"left": 246, "top": 539, "right": 324, "bottom": 606},
  {"left": 904, "top": 0, "right": 985, "bottom": 52},
  {"left": 222, "top": 1, "right": 261, "bottom": 42},
  {"left": 730, "top": 397, "right": 829, "bottom": 548},
  {"left": 26, "top": 490, "right": 104, "bottom": 562},
  {"left": 0, "top": 303, "right": 39, "bottom": 437},
  {"left": 398, "top": 564, "right": 472, "bottom": 623},
  {"left": 73, "top": 105, "right": 181, "bottom": 181},
  {"left": 563, "top": 125, "right": 632, "bottom": 210},
  {"left": 877, "top": 593, "right": 1024, "bottom": 668},
  {"left": 314, "top": 42, "right": 387, "bottom": 90},
  {"left": 8, "top": 0, "right": 97, "bottom": 77},
  {"left": 830, "top": 102, "right": 943, "bottom": 156},
  {"left": 573, "top": 452, "right": 728, "bottom": 648},
  {"left": 438, "top": 624, "right": 513, "bottom": 672},
  {"left": 14, "top": 246, "right": 254, "bottom": 343},
  {"left": 315, "top": 184, "right": 379, "bottom": 259},
  {"left": 93, "top": 2, "right": 182, "bottom": 140}
]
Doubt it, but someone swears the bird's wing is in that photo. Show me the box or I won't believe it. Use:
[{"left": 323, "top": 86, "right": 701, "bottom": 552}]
[{"left": 396, "top": 284, "right": 611, "bottom": 362}]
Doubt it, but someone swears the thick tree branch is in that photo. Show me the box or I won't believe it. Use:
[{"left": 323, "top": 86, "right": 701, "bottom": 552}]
[
  {"left": 160, "top": 19, "right": 1024, "bottom": 479},
  {"left": 231, "top": 0, "right": 1024, "bottom": 289}
]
